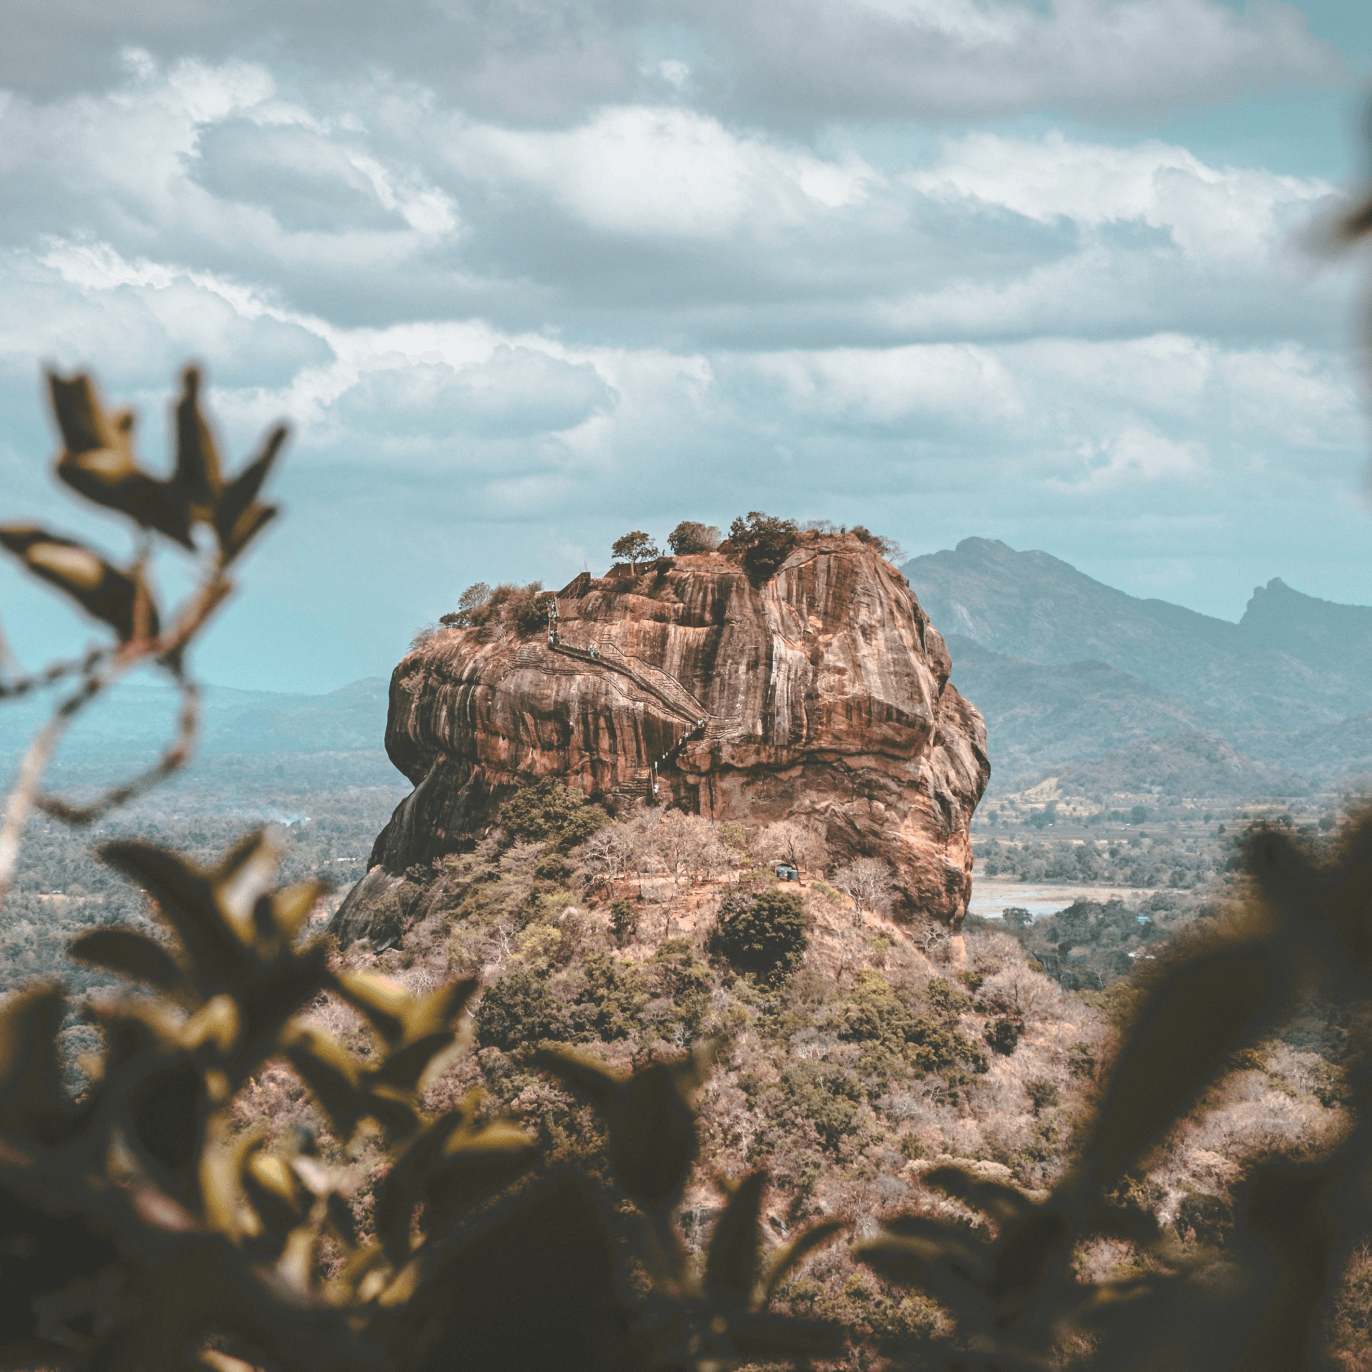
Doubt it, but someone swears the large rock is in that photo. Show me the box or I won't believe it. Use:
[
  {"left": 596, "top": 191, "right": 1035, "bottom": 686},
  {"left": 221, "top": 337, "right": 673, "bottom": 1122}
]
[{"left": 333, "top": 533, "right": 988, "bottom": 943}]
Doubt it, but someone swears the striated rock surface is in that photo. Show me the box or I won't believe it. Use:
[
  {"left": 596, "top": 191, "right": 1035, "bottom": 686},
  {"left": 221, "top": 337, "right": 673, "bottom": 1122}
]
[{"left": 334, "top": 534, "right": 988, "bottom": 942}]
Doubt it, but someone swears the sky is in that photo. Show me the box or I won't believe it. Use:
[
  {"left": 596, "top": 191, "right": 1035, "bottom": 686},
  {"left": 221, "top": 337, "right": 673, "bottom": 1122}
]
[{"left": 2, "top": 0, "right": 1372, "bottom": 693}]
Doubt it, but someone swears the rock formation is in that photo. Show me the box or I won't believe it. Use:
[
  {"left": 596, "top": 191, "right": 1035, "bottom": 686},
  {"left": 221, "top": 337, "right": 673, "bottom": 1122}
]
[{"left": 333, "top": 532, "right": 988, "bottom": 943}]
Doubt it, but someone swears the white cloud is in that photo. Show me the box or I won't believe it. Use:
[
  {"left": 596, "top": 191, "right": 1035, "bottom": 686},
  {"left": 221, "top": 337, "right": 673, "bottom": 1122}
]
[
  {"left": 907, "top": 132, "right": 1334, "bottom": 264},
  {"left": 743, "top": 345, "right": 1025, "bottom": 429},
  {"left": 450, "top": 105, "right": 872, "bottom": 241},
  {"left": 1058, "top": 424, "right": 1205, "bottom": 491}
]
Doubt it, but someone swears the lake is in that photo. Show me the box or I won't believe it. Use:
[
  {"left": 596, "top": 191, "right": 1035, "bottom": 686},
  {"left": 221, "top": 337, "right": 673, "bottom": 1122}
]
[{"left": 968, "top": 876, "right": 1156, "bottom": 922}]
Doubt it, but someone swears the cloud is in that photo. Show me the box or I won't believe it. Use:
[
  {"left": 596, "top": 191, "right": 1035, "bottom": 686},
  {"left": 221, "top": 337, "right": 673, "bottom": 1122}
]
[
  {"left": 450, "top": 105, "right": 872, "bottom": 241},
  {"left": 0, "top": 0, "right": 1339, "bottom": 128},
  {"left": 691, "top": 0, "right": 1340, "bottom": 126},
  {"left": 0, "top": 249, "right": 332, "bottom": 389},
  {"left": 906, "top": 132, "right": 1334, "bottom": 265},
  {"left": 1056, "top": 424, "right": 1205, "bottom": 491},
  {"left": 0, "top": 57, "right": 1345, "bottom": 354},
  {"left": 330, "top": 347, "right": 616, "bottom": 446}
]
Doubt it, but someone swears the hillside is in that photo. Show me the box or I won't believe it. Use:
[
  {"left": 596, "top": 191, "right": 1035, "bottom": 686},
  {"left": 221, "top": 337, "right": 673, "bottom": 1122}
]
[{"left": 905, "top": 539, "right": 1370, "bottom": 797}]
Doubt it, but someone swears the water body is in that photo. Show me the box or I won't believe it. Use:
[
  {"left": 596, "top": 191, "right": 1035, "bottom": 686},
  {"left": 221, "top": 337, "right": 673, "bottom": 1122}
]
[{"left": 968, "top": 876, "right": 1156, "bottom": 922}]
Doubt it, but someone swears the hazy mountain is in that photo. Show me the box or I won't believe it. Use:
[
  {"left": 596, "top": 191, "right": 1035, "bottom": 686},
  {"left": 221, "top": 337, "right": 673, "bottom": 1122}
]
[
  {"left": 905, "top": 539, "right": 1369, "bottom": 797},
  {"left": 1, "top": 677, "right": 392, "bottom": 775},
  {"left": 1239, "top": 577, "right": 1372, "bottom": 682}
]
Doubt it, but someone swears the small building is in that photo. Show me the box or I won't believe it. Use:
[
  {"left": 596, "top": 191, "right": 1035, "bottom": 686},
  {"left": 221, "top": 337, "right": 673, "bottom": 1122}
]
[{"left": 774, "top": 863, "right": 799, "bottom": 881}]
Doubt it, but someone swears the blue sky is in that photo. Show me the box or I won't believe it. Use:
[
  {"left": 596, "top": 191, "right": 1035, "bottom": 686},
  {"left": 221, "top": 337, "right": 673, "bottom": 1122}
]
[{"left": 1, "top": 0, "right": 1371, "bottom": 692}]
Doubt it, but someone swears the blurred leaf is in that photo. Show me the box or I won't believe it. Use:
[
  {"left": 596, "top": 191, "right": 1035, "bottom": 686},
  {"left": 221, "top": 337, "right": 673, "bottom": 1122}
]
[
  {"left": 47, "top": 370, "right": 194, "bottom": 547},
  {"left": 375, "top": 1107, "right": 471, "bottom": 1263},
  {"left": 100, "top": 840, "right": 248, "bottom": 987},
  {"left": 173, "top": 366, "right": 224, "bottom": 511},
  {"left": 404, "top": 977, "right": 479, "bottom": 1042},
  {"left": 537, "top": 1048, "right": 703, "bottom": 1212},
  {"left": 762, "top": 1218, "right": 845, "bottom": 1302},
  {"left": 425, "top": 1122, "right": 538, "bottom": 1231},
  {"left": 69, "top": 926, "right": 185, "bottom": 994},
  {"left": 722, "top": 1310, "right": 849, "bottom": 1363},
  {"left": 0, "top": 983, "right": 68, "bottom": 1140},
  {"left": 534, "top": 1044, "right": 621, "bottom": 1112},
  {"left": 0, "top": 526, "right": 157, "bottom": 641},
  {"left": 214, "top": 423, "right": 286, "bottom": 563},
  {"left": 1078, "top": 932, "right": 1296, "bottom": 1187},
  {"left": 282, "top": 1027, "right": 366, "bottom": 1137},
  {"left": 334, "top": 971, "right": 412, "bottom": 1043},
  {"left": 855, "top": 1218, "right": 993, "bottom": 1326},
  {"left": 268, "top": 879, "right": 329, "bottom": 945},
  {"left": 242, "top": 1147, "right": 306, "bottom": 1236},
  {"left": 924, "top": 1164, "right": 1033, "bottom": 1227},
  {"left": 705, "top": 1171, "right": 767, "bottom": 1307},
  {"left": 371, "top": 1031, "right": 457, "bottom": 1094},
  {"left": 612, "top": 1060, "right": 699, "bottom": 1212},
  {"left": 214, "top": 829, "right": 283, "bottom": 931}
]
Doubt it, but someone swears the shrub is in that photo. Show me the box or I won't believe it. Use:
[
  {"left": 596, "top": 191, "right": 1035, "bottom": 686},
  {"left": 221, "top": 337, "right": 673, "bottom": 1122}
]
[
  {"left": 834, "top": 970, "right": 988, "bottom": 1087},
  {"left": 710, "top": 888, "right": 809, "bottom": 984},
  {"left": 499, "top": 779, "right": 607, "bottom": 850},
  {"left": 475, "top": 965, "right": 571, "bottom": 1050},
  {"left": 666, "top": 520, "right": 721, "bottom": 554},
  {"left": 609, "top": 898, "right": 638, "bottom": 946},
  {"left": 772, "top": 1060, "right": 867, "bottom": 1154},
  {"left": 567, "top": 953, "right": 648, "bottom": 1041},
  {"left": 726, "top": 510, "right": 799, "bottom": 581},
  {"left": 442, "top": 581, "right": 493, "bottom": 627},
  {"left": 985, "top": 1015, "right": 1024, "bottom": 1056},
  {"left": 849, "top": 525, "right": 903, "bottom": 559},
  {"left": 512, "top": 584, "right": 548, "bottom": 634}
]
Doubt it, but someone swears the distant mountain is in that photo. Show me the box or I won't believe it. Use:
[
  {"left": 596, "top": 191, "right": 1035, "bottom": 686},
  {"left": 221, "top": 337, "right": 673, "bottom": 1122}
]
[
  {"left": 1239, "top": 578, "right": 1372, "bottom": 682},
  {"left": 904, "top": 539, "right": 1369, "bottom": 797},
  {"left": 1, "top": 677, "right": 391, "bottom": 771}
]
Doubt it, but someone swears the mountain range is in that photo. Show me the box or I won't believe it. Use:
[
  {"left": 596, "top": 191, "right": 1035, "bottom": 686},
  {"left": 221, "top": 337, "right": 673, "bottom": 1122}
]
[
  {"left": 903, "top": 538, "right": 1372, "bottom": 798},
  {"left": 0, "top": 676, "right": 394, "bottom": 787}
]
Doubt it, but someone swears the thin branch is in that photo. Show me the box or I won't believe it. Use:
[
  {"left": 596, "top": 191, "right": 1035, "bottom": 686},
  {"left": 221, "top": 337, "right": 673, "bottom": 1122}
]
[{"left": 0, "top": 551, "right": 229, "bottom": 910}]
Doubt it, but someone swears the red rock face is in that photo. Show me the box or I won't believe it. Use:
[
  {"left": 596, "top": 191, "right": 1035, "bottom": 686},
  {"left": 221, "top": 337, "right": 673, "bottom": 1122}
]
[{"left": 350, "top": 535, "right": 987, "bottom": 928}]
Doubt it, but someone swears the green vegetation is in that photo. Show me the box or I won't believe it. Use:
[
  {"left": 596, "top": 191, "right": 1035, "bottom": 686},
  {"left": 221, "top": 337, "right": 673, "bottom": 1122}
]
[
  {"left": 440, "top": 579, "right": 492, "bottom": 627},
  {"left": 709, "top": 887, "right": 809, "bottom": 984},
  {"left": 666, "top": 519, "right": 721, "bottom": 554},
  {"left": 727, "top": 510, "right": 800, "bottom": 581},
  {"left": 610, "top": 528, "right": 661, "bottom": 571},
  {"left": 498, "top": 778, "right": 607, "bottom": 849}
]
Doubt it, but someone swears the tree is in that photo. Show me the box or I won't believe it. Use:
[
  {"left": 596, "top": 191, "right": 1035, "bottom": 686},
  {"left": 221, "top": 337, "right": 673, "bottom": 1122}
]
[
  {"left": 444, "top": 580, "right": 492, "bottom": 627},
  {"left": 832, "top": 856, "right": 896, "bottom": 921},
  {"left": 610, "top": 530, "right": 660, "bottom": 572},
  {"left": 666, "top": 521, "right": 721, "bottom": 555},
  {"left": 655, "top": 811, "right": 727, "bottom": 887},
  {"left": 726, "top": 511, "right": 798, "bottom": 581},
  {"left": 757, "top": 818, "right": 826, "bottom": 876},
  {"left": 710, "top": 888, "right": 809, "bottom": 984}
]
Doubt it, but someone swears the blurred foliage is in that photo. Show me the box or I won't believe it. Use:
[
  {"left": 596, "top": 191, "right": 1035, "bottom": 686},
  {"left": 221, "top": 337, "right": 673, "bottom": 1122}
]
[{"left": 4, "top": 366, "right": 1372, "bottom": 1371}]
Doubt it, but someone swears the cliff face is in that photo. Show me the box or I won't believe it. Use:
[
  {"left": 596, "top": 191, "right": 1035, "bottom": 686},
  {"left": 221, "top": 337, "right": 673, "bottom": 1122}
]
[{"left": 336, "top": 535, "right": 988, "bottom": 940}]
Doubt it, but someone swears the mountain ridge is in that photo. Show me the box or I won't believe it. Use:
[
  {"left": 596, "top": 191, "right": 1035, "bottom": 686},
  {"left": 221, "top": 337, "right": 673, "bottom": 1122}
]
[{"left": 904, "top": 539, "right": 1372, "bottom": 797}]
